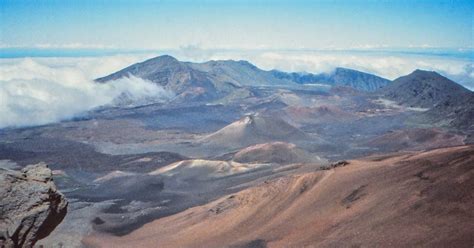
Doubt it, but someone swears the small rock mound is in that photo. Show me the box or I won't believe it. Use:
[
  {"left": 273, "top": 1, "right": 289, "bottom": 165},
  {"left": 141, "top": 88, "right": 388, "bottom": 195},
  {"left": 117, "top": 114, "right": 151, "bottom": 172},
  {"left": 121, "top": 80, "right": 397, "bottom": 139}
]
[{"left": 0, "top": 163, "right": 68, "bottom": 248}]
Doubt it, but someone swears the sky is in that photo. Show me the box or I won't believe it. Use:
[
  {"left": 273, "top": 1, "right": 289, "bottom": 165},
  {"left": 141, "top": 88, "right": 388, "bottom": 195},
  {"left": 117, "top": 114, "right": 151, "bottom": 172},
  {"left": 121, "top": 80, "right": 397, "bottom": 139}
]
[{"left": 1, "top": 0, "right": 473, "bottom": 50}]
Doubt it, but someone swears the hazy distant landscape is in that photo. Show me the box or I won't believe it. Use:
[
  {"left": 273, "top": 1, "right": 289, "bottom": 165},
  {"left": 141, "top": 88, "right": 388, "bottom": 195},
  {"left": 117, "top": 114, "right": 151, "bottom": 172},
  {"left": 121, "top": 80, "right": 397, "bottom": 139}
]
[{"left": 1, "top": 1, "right": 473, "bottom": 247}]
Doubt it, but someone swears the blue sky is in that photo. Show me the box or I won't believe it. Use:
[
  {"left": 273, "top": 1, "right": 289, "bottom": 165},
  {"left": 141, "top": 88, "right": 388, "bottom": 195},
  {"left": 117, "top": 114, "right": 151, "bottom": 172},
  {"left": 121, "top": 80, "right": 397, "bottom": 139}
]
[{"left": 1, "top": 0, "right": 473, "bottom": 50}]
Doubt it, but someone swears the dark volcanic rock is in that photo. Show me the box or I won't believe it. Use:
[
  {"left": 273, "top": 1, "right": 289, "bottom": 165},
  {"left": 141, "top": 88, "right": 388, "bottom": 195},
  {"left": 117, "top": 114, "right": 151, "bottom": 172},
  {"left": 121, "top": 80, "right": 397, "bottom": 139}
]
[
  {"left": 0, "top": 137, "right": 187, "bottom": 173},
  {"left": 0, "top": 163, "right": 68, "bottom": 248}
]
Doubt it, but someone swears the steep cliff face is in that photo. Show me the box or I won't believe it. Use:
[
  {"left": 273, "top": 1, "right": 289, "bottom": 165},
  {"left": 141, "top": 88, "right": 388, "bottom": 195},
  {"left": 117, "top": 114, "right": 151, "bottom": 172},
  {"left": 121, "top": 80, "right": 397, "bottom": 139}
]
[{"left": 0, "top": 163, "right": 68, "bottom": 248}]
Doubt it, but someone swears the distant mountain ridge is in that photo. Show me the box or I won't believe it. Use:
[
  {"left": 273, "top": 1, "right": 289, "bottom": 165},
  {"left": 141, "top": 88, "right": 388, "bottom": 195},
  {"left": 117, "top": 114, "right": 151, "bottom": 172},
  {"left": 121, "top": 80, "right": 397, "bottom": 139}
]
[
  {"left": 377, "top": 69, "right": 474, "bottom": 130},
  {"left": 96, "top": 55, "right": 391, "bottom": 102},
  {"left": 270, "top": 67, "right": 390, "bottom": 91},
  {"left": 378, "top": 69, "right": 472, "bottom": 108},
  {"left": 96, "top": 55, "right": 223, "bottom": 101}
]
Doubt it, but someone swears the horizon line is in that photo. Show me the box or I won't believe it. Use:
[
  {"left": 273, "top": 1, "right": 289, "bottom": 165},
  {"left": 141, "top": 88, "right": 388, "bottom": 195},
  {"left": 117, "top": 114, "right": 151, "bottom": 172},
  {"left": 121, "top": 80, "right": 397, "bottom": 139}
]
[{"left": 1, "top": 46, "right": 473, "bottom": 59}]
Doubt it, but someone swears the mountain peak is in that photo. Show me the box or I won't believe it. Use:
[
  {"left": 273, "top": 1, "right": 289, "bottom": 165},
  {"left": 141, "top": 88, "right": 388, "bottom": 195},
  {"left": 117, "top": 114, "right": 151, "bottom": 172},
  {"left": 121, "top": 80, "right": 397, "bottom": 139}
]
[
  {"left": 142, "top": 55, "right": 179, "bottom": 65},
  {"left": 413, "top": 69, "right": 431, "bottom": 73},
  {"left": 237, "top": 60, "right": 256, "bottom": 67},
  {"left": 395, "top": 69, "right": 463, "bottom": 89},
  {"left": 333, "top": 67, "right": 352, "bottom": 73},
  {"left": 410, "top": 69, "right": 444, "bottom": 78},
  {"left": 379, "top": 69, "right": 471, "bottom": 108},
  {"left": 95, "top": 54, "right": 184, "bottom": 84}
]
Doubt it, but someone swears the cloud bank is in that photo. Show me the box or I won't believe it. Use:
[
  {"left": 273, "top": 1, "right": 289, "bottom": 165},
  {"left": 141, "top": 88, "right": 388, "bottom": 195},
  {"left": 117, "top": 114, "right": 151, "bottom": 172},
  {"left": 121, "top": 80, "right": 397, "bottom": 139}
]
[{"left": 0, "top": 57, "right": 173, "bottom": 128}]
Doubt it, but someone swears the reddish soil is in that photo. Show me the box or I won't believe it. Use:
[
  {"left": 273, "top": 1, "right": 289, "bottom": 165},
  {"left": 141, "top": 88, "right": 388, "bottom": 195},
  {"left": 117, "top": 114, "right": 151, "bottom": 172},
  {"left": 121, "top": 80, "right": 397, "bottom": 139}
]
[{"left": 84, "top": 145, "right": 474, "bottom": 248}]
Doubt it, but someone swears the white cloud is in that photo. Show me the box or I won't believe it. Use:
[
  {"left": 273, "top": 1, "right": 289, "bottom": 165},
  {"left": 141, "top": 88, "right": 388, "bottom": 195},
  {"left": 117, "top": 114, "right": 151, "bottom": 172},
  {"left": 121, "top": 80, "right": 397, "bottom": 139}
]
[{"left": 0, "top": 57, "right": 173, "bottom": 129}]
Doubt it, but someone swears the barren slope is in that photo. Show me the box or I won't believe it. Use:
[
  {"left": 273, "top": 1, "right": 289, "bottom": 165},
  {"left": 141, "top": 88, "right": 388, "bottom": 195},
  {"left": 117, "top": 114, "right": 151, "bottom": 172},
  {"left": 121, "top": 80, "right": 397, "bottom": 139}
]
[
  {"left": 85, "top": 145, "right": 474, "bottom": 248},
  {"left": 365, "top": 128, "right": 466, "bottom": 152}
]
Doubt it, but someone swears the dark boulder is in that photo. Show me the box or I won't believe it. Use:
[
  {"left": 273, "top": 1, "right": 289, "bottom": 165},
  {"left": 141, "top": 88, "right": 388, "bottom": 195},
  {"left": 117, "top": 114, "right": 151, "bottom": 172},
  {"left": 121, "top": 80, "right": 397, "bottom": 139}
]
[{"left": 0, "top": 163, "right": 68, "bottom": 248}]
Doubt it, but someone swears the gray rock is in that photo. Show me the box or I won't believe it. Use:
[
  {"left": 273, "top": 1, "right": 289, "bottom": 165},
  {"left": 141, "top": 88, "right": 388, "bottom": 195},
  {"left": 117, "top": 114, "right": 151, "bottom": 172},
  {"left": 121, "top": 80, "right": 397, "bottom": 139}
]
[{"left": 0, "top": 163, "right": 68, "bottom": 248}]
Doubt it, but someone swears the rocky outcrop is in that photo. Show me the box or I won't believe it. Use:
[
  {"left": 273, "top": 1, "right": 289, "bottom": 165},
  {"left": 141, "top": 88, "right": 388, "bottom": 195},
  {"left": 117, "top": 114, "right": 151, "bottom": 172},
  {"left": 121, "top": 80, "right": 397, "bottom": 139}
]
[{"left": 0, "top": 163, "right": 68, "bottom": 248}]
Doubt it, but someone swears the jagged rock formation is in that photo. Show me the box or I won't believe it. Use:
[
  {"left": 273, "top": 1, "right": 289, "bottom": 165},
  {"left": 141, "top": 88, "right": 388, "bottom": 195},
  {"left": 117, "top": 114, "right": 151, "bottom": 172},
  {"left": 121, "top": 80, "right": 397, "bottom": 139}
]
[{"left": 0, "top": 163, "right": 68, "bottom": 248}]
